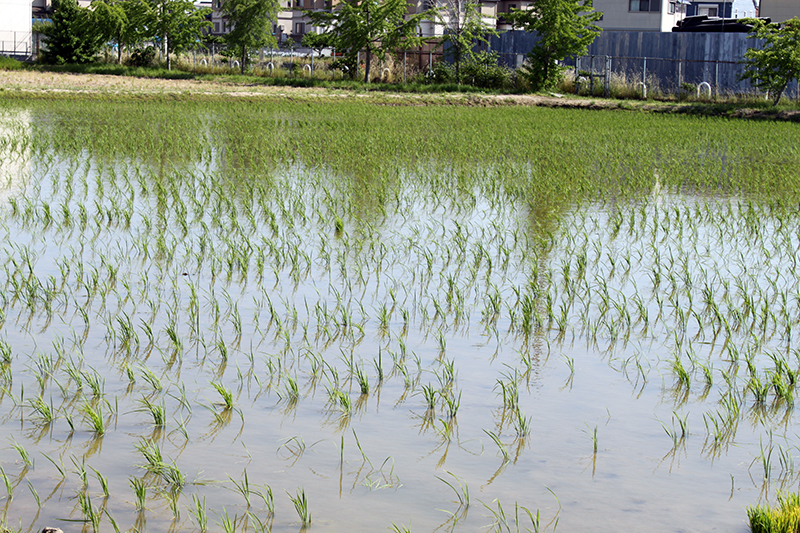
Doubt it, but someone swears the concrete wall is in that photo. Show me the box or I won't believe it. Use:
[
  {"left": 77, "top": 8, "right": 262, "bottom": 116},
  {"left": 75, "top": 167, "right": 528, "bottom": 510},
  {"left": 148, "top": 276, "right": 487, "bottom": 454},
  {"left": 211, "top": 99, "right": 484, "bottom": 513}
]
[{"left": 0, "top": 0, "right": 33, "bottom": 56}]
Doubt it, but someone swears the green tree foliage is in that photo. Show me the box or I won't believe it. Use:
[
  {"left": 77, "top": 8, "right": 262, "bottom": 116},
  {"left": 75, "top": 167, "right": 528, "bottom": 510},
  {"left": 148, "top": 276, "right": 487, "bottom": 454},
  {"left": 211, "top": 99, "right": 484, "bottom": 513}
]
[
  {"left": 36, "top": 0, "right": 106, "bottom": 64},
  {"left": 150, "top": 0, "right": 212, "bottom": 70},
  {"left": 740, "top": 17, "right": 800, "bottom": 105},
  {"left": 307, "top": 0, "right": 428, "bottom": 83},
  {"left": 222, "top": 0, "right": 280, "bottom": 74},
  {"left": 436, "top": 0, "right": 497, "bottom": 83},
  {"left": 506, "top": 0, "right": 601, "bottom": 91},
  {"left": 92, "top": 0, "right": 128, "bottom": 63}
]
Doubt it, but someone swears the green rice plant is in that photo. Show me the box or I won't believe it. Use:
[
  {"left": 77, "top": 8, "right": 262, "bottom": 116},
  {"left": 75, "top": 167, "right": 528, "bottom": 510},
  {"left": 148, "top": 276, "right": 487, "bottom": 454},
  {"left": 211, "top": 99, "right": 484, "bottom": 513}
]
[
  {"left": 229, "top": 469, "right": 253, "bottom": 507},
  {"left": 513, "top": 409, "right": 532, "bottom": 437},
  {"left": 81, "top": 401, "right": 105, "bottom": 435},
  {"left": 91, "top": 467, "right": 110, "bottom": 498},
  {"left": 0, "top": 467, "right": 11, "bottom": 500},
  {"left": 105, "top": 509, "right": 122, "bottom": 533},
  {"left": 82, "top": 369, "right": 105, "bottom": 397},
  {"left": 130, "top": 477, "right": 147, "bottom": 510},
  {"left": 747, "top": 491, "right": 800, "bottom": 533},
  {"left": 484, "top": 429, "right": 510, "bottom": 463},
  {"left": 0, "top": 340, "right": 11, "bottom": 365},
  {"left": 328, "top": 388, "right": 352, "bottom": 415},
  {"left": 211, "top": 381, "right": 235, "bottom": 410},
  {"left": 437, "top": 470, "right": 470, "bottom": 516},
  {"left": 190, "top": 494, "right": 209, "bottom": 531},
  {"left": 421, "top": 384, "right": 437, "bottom": 410},
  {"left": 216, "top": 506, "right": 238, "bottom": 533},
  {"left": 279, "top": 375, "right": 300, "bottom": 403},
  {"left": 355, "top": 365, "right": 369, "bottom": 395},
  {"left": 41, "top": 451, "right": 66, "bottom": 478},
  {"left": 26, "top": 480, "right": 40, "bottom": 508},
  {"left": 78, "top": 490, "right": 100, "bottom": 532},
  {"left": 72, "top": 455, "right": 88, "bottom": 488},
  {"left": 137, "top": 396, "right": 166, "bottom": 426},
  {"left": 389, "top": 521, "right": 412, "bottom": 533},
  {"left": 288, "top": 488, "right": 311, "bottom": 526},
  {"left": 9, "top": 439, "right": 33, "bottom": 466},
  {"left": 255, "top": 484, "right": 274, "bottom": 515},
  {"left": 442, "top": 390, "right": 462, "bottom": 419}
]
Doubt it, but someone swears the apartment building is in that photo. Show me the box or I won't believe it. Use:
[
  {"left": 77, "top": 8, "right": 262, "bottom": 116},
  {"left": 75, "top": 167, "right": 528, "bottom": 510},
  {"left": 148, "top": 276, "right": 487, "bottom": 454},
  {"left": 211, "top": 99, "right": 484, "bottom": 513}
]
[
  {"left": 758, "top": 0, "right": 797, "bottom": 21},
  {"left": 1, "top": 0, "right": 33, "bottom": 56}
]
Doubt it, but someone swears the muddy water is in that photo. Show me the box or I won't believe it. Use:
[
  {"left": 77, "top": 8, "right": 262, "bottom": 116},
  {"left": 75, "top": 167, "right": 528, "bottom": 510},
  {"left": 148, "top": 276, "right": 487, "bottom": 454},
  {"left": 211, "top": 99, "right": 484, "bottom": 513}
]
[{"left": 0, "top": 103, "right": 792, "bottom": 533}]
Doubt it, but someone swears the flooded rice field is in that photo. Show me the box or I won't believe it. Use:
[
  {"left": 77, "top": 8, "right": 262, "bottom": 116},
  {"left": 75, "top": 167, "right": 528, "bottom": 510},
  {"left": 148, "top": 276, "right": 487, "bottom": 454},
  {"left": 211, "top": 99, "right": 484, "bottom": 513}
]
[{"left": 0, "top": 98, "right": 799, "bottom": 532}]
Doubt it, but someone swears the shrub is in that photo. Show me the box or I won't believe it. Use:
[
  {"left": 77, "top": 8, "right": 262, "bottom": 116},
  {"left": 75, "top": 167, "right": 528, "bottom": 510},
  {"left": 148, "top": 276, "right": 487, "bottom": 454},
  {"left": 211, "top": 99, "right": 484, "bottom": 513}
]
[
  {"left": 126, "top": 47, "right": 156, "bottom": 68},
  {"left": 428, "top": 51, "right": 512, "bottom": 89},
  {"left": 0, "top": 56, "right": 24, "bottom": 70}
]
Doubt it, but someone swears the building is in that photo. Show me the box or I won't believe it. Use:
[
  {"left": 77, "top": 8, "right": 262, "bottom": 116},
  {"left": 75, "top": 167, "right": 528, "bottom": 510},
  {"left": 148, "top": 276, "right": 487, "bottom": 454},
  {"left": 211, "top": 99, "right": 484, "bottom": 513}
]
[
  {"left": 592, "top": 0, "right": 758, "bottom": 31},
  {"left": 1, "top": 0, "right": 33, "bottom": 57},
  {"left": 758, "top": 0, "right": 796, "bottom": 21}
]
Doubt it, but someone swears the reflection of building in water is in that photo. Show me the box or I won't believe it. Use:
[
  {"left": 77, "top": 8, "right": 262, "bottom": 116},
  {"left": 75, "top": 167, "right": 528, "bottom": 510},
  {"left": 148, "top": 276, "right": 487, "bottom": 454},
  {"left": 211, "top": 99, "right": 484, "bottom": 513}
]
[{"left": 0, "top": 110, "right": 31, "bottom": 200}]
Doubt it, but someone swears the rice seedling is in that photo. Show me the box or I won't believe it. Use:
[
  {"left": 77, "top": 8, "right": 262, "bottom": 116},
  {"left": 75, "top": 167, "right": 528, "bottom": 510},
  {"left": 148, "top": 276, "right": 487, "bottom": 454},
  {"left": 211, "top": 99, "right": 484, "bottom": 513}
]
[
  {"left": 81, "top": 401, "right": 105, "bottom": 435},
  {"left": 189, "top": 494, "right": 209, "bottom": 531},
  {"left": 747, "top": 491, "right": 800, "bottom": 533},
  {"left": 9, "top": 439, "right": 32, "bottom": 467},
  {"left": 211, "top": 381, "right": 235, "bottom": 410},
  {"left": 137, "top": 396, "right": 166, "bottom": 426},
  {"left": 78, "top": 490, "right": 100, "bottom": 532},
  {"left": 130, "top": 477, "right": 147, "bottom": 510},
  {"left": 287, "top": 488, "right": 311, "bottom": 526},
  {"left": 484, "top": 429, "right": 511, "bottom": 463}
]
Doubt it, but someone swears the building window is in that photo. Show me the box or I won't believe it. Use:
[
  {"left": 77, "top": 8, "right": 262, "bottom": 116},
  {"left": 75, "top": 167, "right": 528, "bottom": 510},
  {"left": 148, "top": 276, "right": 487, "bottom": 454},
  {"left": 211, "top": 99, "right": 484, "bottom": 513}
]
[
  {"left": 629, "top": 0, "right": 660, "bottom": 11},
  {"left": 214, "top": 21, "right": 220, "bottom": 32},
  {"left": 698, "top": 4, "right": 718, "bottom": 16},
  {"left": 295, "top": 22, "right": 305, "bottom": 34}
]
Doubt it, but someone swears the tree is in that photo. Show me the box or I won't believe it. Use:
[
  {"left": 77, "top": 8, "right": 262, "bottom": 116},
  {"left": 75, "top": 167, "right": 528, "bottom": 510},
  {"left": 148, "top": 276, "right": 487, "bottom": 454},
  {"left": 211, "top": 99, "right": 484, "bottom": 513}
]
[
  {"left": 506, "top": 0, "right": 601, "bottom": 92},
  {"left": 150, "top": 0, "right": 211, "bottom": 70},
  {"left": 740, "top": 17, "right": 800, "bottom": 105},
  {"left": 435, "top": 0, "right": 497, "bottom": 83},
  {"left": 307, "top": 0, "right": 428, "bottom": 83},
  {"left": 92, "top": 0, "right": 129, "bottom": 63},
  {"left": 35, "top": 0, "right": 106, "bottom": 64},
  {"left": 222, "top": 0, "right": 280, "bottom": 74}
]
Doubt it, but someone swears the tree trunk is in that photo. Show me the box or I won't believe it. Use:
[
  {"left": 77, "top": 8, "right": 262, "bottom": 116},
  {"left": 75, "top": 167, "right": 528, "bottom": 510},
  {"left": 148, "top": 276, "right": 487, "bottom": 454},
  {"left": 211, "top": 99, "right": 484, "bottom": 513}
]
[
  {"left": 117, "top": 31, "right": 122, "bottom": 63},
  {"left": 364, "top": 47, "right": 371, "bottom": 83},
  {"left": 241, "top": 45, "right": 246, "bottom": 74},
  {"left": 165, "top": 35, "right": 171, "bottom": 70}
]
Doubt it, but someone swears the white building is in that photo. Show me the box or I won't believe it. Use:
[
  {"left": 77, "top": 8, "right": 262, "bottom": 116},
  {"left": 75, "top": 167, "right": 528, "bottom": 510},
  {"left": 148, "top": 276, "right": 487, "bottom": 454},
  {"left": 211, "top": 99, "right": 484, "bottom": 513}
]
[{"left": 1, "top": 0, "right": 33, "bottom": 57}]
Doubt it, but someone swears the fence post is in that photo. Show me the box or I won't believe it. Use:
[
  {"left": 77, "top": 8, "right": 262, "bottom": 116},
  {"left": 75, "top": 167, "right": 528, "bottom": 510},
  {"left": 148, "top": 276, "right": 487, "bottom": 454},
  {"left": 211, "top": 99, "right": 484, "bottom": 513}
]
[
  {"left": 403, "top": 50, "right": 407, "bottom": 84},
  {"left": 715, "top": 60, "right": 719, "bottom": 98},
  {"left": 589, "top": 55, "right": 594, "bottom": 95},
  {"left": 677, "top": 60, "right": 682, "bottom": 91},
  {"left": 642, "top": 57, "right": 647, "bottom": 88},
  {"left": 604, "top": 55, "right": 611, "bottom": 97},
  {"left": 429, "top": 49, "right": 432, "bottom": 73}
]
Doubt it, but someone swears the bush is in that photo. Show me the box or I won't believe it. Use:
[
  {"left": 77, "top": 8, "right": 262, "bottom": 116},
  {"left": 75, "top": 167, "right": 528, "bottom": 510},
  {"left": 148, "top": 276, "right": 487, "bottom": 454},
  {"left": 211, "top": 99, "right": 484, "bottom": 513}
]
[
  {"left": 126, "top": 47, "right": 156, "bottom": 68},
  {"left": 428, "top": 51, "right": 512, "bottom": 89},
  {"left": 0, "top": 56, "right": 24, "bottom": 70}
]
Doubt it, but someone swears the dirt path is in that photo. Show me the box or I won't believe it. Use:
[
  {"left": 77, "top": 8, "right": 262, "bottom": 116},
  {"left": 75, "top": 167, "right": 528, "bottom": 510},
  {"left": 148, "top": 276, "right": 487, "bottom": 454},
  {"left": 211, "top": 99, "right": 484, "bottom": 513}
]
[
  {"left": 3, "top": 69, "right": 799, "bottom": 120},
  {"left": 0, "top": 69, "right": 626, "bottom": 107}
]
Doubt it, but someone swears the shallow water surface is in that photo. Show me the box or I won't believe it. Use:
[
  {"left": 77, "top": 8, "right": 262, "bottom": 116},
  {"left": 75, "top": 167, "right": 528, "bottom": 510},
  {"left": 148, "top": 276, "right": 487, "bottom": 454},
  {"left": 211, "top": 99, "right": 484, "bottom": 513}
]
[{"left": 0, "top": 101, "right": 797, "bottom": 532}]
